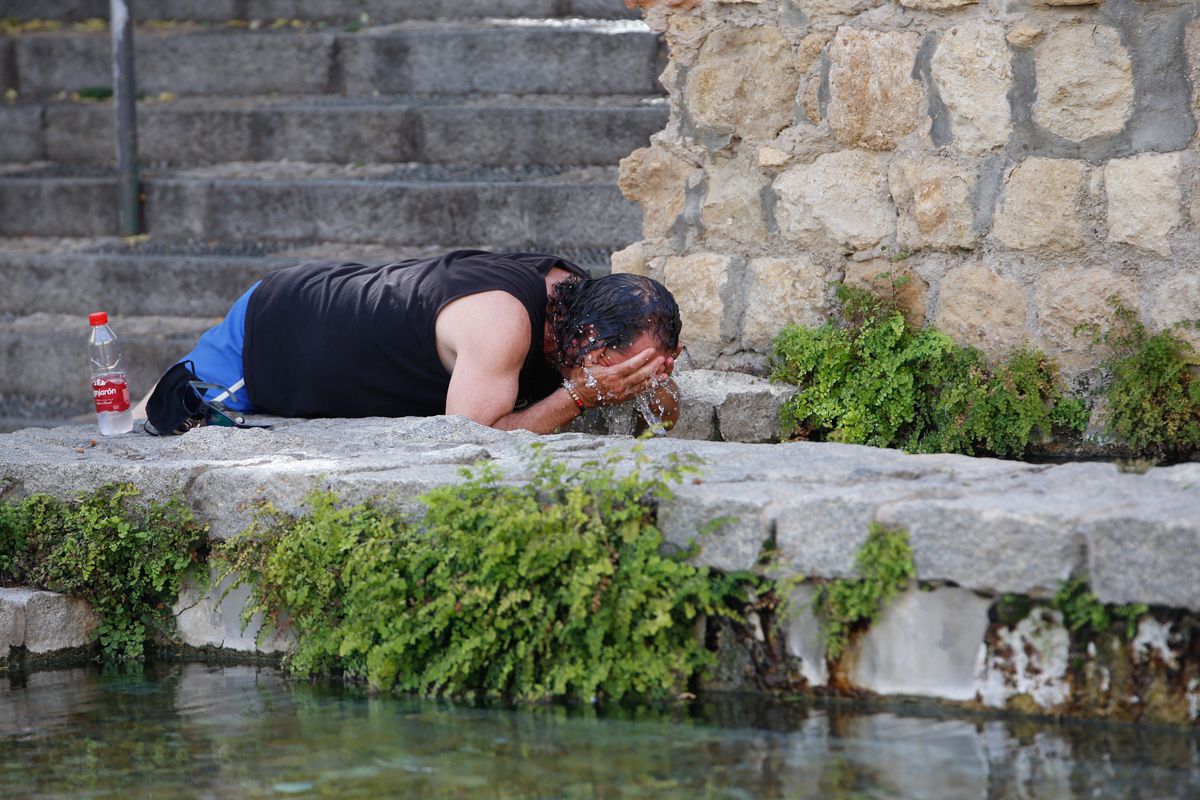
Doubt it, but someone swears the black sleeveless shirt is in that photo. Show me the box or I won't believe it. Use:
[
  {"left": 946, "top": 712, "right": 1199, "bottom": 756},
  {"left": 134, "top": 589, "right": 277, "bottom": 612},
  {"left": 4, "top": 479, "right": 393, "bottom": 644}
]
[{"left": 242, "top": 250, "right": 588, "bottom": 418}]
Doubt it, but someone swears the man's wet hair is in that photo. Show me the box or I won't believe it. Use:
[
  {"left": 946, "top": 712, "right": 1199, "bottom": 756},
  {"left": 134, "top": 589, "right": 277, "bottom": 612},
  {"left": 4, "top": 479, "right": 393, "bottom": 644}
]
[{"left": 547, "top": 272, "right": 682, "bottom": 368}]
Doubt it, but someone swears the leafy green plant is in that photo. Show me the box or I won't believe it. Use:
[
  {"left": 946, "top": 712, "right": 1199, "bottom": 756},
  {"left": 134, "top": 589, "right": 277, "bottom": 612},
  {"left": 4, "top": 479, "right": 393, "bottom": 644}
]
[
  {"left": 813, "top": 524, "right": 915, "bottom": 661},
  {"left": 771, "top": 282, "right": 1085, "bottom": 457},
  {"left": 1053, "top": 578, "right": 1147, "bottom": 641},
  {"left": 221, "top": 446, "right": 736, "bottom": 703},
  {"left": 1079, "top": 300, "right": 1200, "bottom": 456},
  {"left": 0, "top": 484, "right": 209, "bottom": 659}
]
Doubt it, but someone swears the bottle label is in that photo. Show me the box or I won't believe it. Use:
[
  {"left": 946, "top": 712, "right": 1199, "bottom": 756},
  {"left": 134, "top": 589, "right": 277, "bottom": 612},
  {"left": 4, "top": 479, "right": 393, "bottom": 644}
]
[{"left": 93, "top": 377, "right": 131, "bottom": 413}]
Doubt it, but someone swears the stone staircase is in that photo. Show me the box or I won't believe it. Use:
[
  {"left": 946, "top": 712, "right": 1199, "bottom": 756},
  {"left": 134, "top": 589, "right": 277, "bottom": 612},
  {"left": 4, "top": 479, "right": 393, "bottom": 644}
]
[{"left": 0, "top": 0, "right": 664, "bottom": 431}]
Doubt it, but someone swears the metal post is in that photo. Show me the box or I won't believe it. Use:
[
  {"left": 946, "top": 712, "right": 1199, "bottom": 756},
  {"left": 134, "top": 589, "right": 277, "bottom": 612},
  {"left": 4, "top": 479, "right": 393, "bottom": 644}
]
[{"left": 111, "top": 0, "right": 141, "bottom": 235}]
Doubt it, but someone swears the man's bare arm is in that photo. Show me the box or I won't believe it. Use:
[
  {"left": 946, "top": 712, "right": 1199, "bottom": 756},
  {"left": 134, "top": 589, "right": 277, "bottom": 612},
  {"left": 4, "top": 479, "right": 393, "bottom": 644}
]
[
  {"left": 440, "top": 293, "right": 531, "bottom": 427},
  {"left": 439, "top": 292, "right": 670, "bottom": 434}
]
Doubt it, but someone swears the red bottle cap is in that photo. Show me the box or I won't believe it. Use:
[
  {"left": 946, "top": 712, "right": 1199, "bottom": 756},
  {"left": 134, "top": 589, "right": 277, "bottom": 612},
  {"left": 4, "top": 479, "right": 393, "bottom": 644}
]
[{"left": 89, "top": 311, "right": 108, "bottom": 326}]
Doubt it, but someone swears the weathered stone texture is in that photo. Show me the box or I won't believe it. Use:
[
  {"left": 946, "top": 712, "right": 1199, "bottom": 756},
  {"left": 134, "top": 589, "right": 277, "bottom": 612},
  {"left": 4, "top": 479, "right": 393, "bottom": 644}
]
[
  {"left": 740, "top": 256, "right": 827, "bottom": 350},
  {"left": 685, "top": 25, "right": 801, "bottom": 141},
  {"left": 1032, "top": 24, "right": 1133, "bottom": 142},
  {"left": 933, "top": 264, "right": 1027, "bottom": 354},
  {"left": 619, "top": 145, "right": 693, "bottom": 240},
  {"left": 844, "top": 260, "right": 929, "bottom": 327},
  {"left": 663, "top": 370, "right": 797, "bottom": 443},
  {"left": 175, "top": 570, "right": 293, "bottom": 654},
  {"left": 992, "top": 157, "right": 1086, "bottom": 252},
  {"left": 900, "top": 0, "right": 976, "bottom": 7},
  {"left": 889, "top": 155, "right": 975, "bottom": 250},
  {"left": 774, "top": 149, "right": 895, "bottom": 251},
  {"left": 617, "top": 0, "right": 1188, "bottom": 378},
  {"left": 700, "top": 154, "right": 767, "bottom": 245},
  {"left": 827, "top": 28, "right": 923, "bottom": 151},
  {"left": 978, "top": 608, "right": 1071, "bottom": 710},
  {"left": 1034, "top": 268, "right": 1138, "bottom": 375},
  {"left": 1104, "top": 152, "right": 1182, "bottom": 258},
  {"left": 1007, "top": 22, "right": 1043, "bottom": 49},
  {"left": 789, "top": 0, "right": 884, "bottom": 16},
  {"left": 663, "top": 253, "right": 730, "bottom": 362},
  {"left": 1085, "top": 496, "right": 1200, "bottom": 610},
  {"left": 1146, "top": 269, "right": 1200, "bottom": 349},
  {"left": 848, "top": 586, "right": 990, "bottom": 702},
  {"left": 610, "top": 241, "right": 649, "bottom": 277},
  {"left": 1188, "top": 20, "right": 1200, "bottom": 147},
  {"left": 1, "top": 588, "right": 98, "bottom": 654},
  {"left": 782, "top": 584, "right": 827, "bottom": 687},
  {"left": 930, "top": 20, "right": 1013, "bottom": 154}
]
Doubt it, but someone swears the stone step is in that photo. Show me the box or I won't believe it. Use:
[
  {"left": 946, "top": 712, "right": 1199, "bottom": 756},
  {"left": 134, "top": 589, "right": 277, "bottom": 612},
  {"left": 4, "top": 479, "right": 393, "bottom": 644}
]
[
  {"left": 0, "top": 0, "right": 638, "bottom": 23},
  {"left": 9, "top": 21, "right": 662, "bottom": 98},
  {"left": 0, "top": 237, "right": 618, "bottom": 319},
  {"left": 0, "top": 163, "right": 642, "bottom": 248},
  {"left": 1, "top": 95, "right": 667, "bottom": 167},
  {"left": 0, "top": 587, "right": 99, "bottom": 664},
  {"left": 0, "top": 313, "right": 212, "bottom": 420}
]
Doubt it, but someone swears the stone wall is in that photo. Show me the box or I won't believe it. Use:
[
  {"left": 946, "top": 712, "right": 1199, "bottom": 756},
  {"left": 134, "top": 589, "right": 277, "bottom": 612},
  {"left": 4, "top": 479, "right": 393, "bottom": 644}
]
[
  {"left": 616, "top": 0, "right": 1200, "bottom": 380},
  {"left": 3, "top": 418, "right": 1200, "bottom": 721}
]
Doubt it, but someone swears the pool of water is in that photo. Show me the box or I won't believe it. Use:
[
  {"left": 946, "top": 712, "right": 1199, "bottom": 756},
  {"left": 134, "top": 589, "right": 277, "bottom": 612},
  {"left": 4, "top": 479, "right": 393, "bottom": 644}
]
[{"left": 1, "top": 664, "right": 1197, "bottom": 799}]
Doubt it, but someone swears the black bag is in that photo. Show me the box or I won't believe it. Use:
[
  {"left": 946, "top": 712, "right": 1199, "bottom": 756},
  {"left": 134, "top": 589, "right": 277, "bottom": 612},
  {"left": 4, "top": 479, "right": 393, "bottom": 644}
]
[{"left": 144, "top": 361, "right": 270, "bottom": 435}]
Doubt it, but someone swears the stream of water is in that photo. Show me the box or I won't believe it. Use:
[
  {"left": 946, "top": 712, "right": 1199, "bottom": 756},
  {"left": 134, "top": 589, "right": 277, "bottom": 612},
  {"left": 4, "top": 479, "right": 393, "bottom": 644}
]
[{"left": 1, "top": 664, "right": 1197, "bottom": 799}]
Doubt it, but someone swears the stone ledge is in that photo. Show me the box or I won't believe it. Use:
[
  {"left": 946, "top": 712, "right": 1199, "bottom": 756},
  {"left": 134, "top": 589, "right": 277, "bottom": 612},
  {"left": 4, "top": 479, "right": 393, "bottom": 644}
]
[
  {"left": 0, "top": 416, "right": 1196, "bottom": 611},
  {"left": 0, "top": 586, "right": 99, "bottom": 656},
  {"left": 570, "top": 369, "right": 796, "bottom": 442}
]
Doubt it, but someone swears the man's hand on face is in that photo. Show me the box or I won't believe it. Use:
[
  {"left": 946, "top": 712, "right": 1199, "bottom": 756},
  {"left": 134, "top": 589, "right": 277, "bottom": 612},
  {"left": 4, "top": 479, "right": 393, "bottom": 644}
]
[{"left": 566, "top": 345, "right": 672, "bottom": 409}]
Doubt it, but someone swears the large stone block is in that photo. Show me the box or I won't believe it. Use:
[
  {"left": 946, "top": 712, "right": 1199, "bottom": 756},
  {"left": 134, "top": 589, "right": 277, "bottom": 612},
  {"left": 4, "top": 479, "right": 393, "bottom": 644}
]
[
  {"left": 930, "top": 20, "right": 1012, "bottom": 154},
  {"left": 619, "top": 145, "right": 694, "bottom": 240},
  {"left": 1084, "top": 494, "right": 1200, "bottom": 611},
  {"left": 889, "top": 155, "right": 976, "bottom": 251},
  {"left": 663, "top": 253, "right": 731, "bottom": 364},
  {"left": 1104, "top": 152, "right": 1182, "bottom": 258},
  {"left": 848, "top": 586, "right": 990, "bottom": 702},
  {"left": 1146, "top": 269, "right": 1200, "bottom": 350},
  {"left": 773, "top": 484, "right": 919, "bottom": 578},
  {"left": 1, "top": 588, "right": 99, "bottom": 655},
  {"left": 714, "top": 382, "right": 797, "bottom": 444},
  {"left": 740, "top": 256, "right": 828, "bottom": 351},
  {"left": 700, "top": 154, "right": 767, "bottom": 246},
  {"left": 827, "top": 27, "right": 923, "bottom": 151},
  {"left": 873, "top": 465, "right": 1122, "bottom": 597},
  {"left": 933, "top": 263, "right": 1028, "bottom": 355},
  {"left": 685, "top": 25, "right": 801, "bottom": 141},
  {"left": 173, "top": 570, "right": 293, "bottom": 654},
  {"left": 658, "top": 482, "right": 787, "bottom": 572},
  {"left": 1033, "top": 267, "right": 1137, "bottom": 375},
  {"left": 1032, "top": 24, "right": 1133, "bottom": 142},
  {"left": 991, "top": 157, "right": 1086, "bottom": 251},
  {"left": 774, "top": 149, "right": 895, "bottom": 252},
  {"left": 667, "top": 370, "right": 796, "bottom": 443}
]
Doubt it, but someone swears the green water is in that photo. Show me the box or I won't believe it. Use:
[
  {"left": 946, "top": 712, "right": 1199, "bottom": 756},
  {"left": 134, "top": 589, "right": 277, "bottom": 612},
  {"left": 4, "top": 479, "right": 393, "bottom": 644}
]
[{"left": 1, "top": 664, "right": 1197, "bottom": 799}]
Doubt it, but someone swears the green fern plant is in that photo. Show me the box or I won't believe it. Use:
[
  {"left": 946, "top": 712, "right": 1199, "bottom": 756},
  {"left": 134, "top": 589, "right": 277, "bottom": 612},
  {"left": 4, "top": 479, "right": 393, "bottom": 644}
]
[{"left": 220, "top": 446, "right": 739, "bottom": 703}]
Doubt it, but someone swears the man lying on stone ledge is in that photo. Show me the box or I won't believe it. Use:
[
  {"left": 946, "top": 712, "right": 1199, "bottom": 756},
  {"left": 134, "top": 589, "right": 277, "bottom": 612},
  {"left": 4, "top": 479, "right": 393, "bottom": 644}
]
[{"left": 141, "top": 249, "right": 683, "bottom": 436}]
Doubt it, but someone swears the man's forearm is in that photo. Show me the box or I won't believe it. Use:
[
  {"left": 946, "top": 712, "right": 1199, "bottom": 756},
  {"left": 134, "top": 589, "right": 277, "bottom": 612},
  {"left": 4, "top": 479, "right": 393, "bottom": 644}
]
[{"left": 490, "top": 387, "right": 582, "bottom": 434}]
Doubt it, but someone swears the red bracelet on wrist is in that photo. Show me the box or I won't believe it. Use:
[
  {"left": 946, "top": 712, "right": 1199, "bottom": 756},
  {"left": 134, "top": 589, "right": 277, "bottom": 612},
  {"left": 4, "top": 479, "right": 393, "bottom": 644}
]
[{"left": 563, "top": 381, "right": 585, "bottom": 410}]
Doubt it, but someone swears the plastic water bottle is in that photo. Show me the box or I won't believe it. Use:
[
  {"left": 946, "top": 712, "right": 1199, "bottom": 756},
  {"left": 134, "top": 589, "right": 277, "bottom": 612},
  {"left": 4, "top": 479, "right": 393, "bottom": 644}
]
[{"left": 88, "top": 311, "right": 134, "bottom": 435}]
